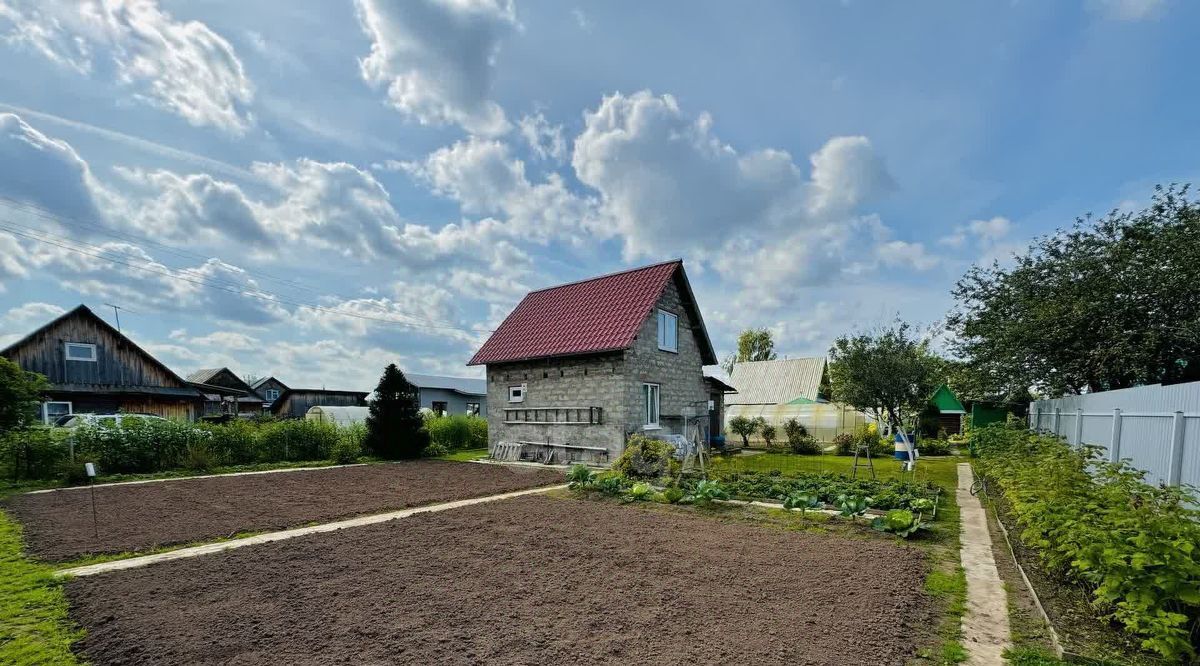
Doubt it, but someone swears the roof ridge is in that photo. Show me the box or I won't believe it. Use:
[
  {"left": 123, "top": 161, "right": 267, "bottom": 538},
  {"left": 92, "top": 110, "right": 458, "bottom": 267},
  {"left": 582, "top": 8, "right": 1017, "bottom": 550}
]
[{"left": 525, "top": 259, "right": 682, "bottom": 295}]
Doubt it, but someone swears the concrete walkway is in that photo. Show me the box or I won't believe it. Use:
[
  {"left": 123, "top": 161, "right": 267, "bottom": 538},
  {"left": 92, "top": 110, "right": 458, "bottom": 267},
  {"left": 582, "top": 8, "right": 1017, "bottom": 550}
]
[
  {"left": 956, "top": 462, "right": 1011, "bottom": 665},
  {"left": 57, "top": 484, "right": 566, "bottom": 578}
]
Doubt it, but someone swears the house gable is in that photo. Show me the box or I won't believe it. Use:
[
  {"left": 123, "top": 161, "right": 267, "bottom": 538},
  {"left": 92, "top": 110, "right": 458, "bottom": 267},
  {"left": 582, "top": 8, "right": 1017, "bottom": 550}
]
[
  {"left": 468, "top": 260, "right": 717, "bottom": 366},
  {"left": 0, "top": 304, "right": 195, "bottom": 392}
]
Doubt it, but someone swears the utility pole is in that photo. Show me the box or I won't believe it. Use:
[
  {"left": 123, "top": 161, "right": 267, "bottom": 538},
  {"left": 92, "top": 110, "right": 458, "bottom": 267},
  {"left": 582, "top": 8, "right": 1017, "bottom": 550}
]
[{"left": 103, "top": 303, "right": 124, "bottom": 332}]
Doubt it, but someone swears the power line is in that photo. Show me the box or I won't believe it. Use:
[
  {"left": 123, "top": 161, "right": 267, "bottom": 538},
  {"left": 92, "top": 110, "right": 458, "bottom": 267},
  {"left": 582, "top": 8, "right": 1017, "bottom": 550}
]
[{"left": 0, "top": 217, "right": 494, "bottom": 335}]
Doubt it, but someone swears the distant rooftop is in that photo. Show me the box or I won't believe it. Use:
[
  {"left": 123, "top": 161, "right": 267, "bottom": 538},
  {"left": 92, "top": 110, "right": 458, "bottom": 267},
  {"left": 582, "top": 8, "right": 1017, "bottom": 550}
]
[
  {"left": 405, "top": 373, "right": 486, "bottom": 396},
  {"left": 726, "top": 358, "right": 827, "bottom": 405}
]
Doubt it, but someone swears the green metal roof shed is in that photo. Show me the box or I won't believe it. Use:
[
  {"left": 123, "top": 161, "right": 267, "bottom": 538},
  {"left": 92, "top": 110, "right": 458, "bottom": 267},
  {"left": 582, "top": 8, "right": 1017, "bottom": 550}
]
[{"left": 931, "top": 384, "right": 966, "bottom": 414}]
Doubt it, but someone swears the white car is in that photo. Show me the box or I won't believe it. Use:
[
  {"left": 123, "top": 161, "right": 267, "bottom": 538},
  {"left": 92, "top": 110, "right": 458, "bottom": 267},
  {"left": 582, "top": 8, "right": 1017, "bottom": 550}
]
[{"left": 54, "top": 413, "right": 167, "bottom": 428}]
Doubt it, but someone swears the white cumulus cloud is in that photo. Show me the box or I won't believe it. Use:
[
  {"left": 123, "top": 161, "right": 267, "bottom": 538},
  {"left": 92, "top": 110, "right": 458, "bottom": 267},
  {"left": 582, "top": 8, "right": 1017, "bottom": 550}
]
[
  {"left": 0, "top": 0, "right": 254, "bottom": 133},
  {"left": 354, "top": 0, "right": 517, "bottom": 136}
]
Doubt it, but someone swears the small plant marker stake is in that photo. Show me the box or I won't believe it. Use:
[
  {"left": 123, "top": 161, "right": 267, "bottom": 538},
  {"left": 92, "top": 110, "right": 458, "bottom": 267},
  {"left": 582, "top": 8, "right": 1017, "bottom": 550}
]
[{"left": 85, "top": 462, "right": 99, "bottom": 538}]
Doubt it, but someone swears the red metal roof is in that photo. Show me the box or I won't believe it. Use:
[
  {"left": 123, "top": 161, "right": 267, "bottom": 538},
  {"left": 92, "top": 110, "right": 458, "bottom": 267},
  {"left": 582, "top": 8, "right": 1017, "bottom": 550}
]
[{"left": 469, "top": 260, "right": 688, "bottom": 366}]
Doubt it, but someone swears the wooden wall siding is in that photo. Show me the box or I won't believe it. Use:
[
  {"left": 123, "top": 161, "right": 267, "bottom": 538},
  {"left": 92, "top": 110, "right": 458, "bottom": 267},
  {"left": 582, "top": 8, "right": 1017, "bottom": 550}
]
[
  {"left": 5, "top": 311, "right": 187, "bottom": 388},
  {"left": 47, "top": 393, "right": 196, "bottom": 421},
  {"left": 277, "top": 392, "right": 367, "bottom": 419}
]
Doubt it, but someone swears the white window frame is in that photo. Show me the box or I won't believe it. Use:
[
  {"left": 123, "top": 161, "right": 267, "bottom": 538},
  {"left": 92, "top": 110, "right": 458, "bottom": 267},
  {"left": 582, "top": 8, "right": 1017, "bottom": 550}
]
[
  {"left": 64, "top": 342, "right": 97, "bottom": 362},
  {"left": 466, "top": 402, "right": 480, "bottom": 416},
  {"left": 508, "top": 385, "right": 526, "bottom": 403},
  {"left": 642, "top": 383, "right": 660, "bottom": 429},
  {"left": 42, "top": 401, "right": 72, "bottom": 424},
  {"left": 657, "top": 309, "right": 678, "bottom": 353}
]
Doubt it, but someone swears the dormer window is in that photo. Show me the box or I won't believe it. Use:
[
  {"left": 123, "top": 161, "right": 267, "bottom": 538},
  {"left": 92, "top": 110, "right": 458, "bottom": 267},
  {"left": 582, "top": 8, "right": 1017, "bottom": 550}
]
[
  {"left": 657, "top": 309, "right": 678, "bottom": 353},
  {"left": 64, "top": 342, "right": 97, "bottom": 362}
]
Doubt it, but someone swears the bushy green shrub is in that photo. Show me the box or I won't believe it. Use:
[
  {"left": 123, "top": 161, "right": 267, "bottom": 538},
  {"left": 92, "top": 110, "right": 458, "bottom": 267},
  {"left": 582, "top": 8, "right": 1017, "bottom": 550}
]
[
  {"left": 257, "top": 419, "right": 339, "bottom": 461},
  {"left": 329, "top": 429, "right": 363, "bottom": 464},
  {"left": 614, "top": 434, "right": 678, "bottom": 480},
  {"left": 973, "top": 423, "right": 1200, "bottom": 661},
  {"left": 759, "top": 423, "right": 779, "bottom": 451},
  {"left": 0, "top": 427, "right": 66, "bottom": 481},
  {"left": 71, "top": 417, "right": 206, "bottom": 474},
  {"left": 199, "top": 419, "right": 260, "bottom": 464},
  {"left": 833, "top": 432, "right": 855, "bottom": 456},
  {"left": 423, "top": 442, "right": 449, "bottom": 458},
  {"left": 919, "top": 438, "right": 953, "bottom": 456},
  {"left": 782, "top": 418, "right": 821, "bottom": 454},
  {"left": 182, "top": 440, "right": 219, "bottom": 471},
  {"left": 594, "top": 472, "right": 628, "bottom": 496},
  {"left": 424, "top": 415, "right": 486, "bottom": 450}
]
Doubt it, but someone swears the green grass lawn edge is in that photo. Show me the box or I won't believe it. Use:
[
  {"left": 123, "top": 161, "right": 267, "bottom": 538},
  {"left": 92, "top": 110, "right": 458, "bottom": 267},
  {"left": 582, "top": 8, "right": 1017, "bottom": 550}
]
[{"left": 0, "top": 509, "right": 82, "bottom": 666}]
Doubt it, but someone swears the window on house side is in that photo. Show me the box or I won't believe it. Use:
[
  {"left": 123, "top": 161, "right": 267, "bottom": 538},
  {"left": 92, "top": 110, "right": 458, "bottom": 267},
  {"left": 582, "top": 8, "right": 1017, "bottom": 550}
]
[
  {"left": 64, "top": 342, "right": 97, "bottom": 362},
  {"left": 264, "top": 389, "right": 280, "bottom": 402},
  {"left": 643, "top": 383, "right": 660, "bottom": 428},
  {"left": 42, "top": 401, "right": 72, "bottom": 424},
  {"left": 508, "top": 385, "right": 525, "bottom": 403},
  {"left": 466, "top": 402, "right": 480, "bottom": 416},
  {"left": 657, "top": 310, "right": 678, "bottom": 352},
  {"left": 432, "top": 401, "right": 448, "bottom": 416}
]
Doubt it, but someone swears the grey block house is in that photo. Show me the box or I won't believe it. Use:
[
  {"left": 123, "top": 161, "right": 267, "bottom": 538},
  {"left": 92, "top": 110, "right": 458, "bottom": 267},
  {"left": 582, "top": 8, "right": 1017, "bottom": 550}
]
[
  {"left": 406, "top": 373, "right": 487, "bottom": 416},
  {"left": 467, "top": 260, "right": 718, "bottom": 464}
]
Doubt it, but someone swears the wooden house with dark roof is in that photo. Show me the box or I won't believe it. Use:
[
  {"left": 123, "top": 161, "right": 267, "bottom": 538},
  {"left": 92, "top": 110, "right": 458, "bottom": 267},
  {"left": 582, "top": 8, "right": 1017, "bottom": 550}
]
[
  {"left": 468, "top": 259, "right": 717, "bottom": 464},
  {"left": 0, "top": 304, "right": 202, "bottom": 423},
  {"left": 185, "top": 367, "right": 268, "bottom": 419}
]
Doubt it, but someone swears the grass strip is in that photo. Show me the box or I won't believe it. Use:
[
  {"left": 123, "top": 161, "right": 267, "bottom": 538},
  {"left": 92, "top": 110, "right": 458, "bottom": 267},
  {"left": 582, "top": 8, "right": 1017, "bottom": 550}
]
[{"left": 0, "top": 509, "right": 81, "bottom": 665}]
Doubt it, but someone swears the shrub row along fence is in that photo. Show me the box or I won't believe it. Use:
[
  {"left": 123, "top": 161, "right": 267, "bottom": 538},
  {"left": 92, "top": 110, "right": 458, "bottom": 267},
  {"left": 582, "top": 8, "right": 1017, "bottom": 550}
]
[
  {"left": 1, "top": 414, "right": 488, "bottom": 483},
  {"left": 972, "top": 423, "right": 1200, "bottom": 662},
  {"left": 1029, "top": 380, "right": 1200, "bottom": 487}
]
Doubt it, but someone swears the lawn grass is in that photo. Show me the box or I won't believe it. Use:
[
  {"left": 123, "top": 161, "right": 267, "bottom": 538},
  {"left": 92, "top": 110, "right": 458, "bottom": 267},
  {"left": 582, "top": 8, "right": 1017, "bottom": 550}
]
[
  {"left": 0, "top": 509, "right": 81, "bottom": 665},
  {"left": 434, "top": 447, "right": 489, "bottom": 462}
]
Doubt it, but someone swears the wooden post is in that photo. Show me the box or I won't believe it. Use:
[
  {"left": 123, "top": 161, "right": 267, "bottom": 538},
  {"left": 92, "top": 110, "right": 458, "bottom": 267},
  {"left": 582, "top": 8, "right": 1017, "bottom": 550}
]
[
  {"left": 1109, "top": 408, "right": 1122, "bottom": 463},
  {"left": 1074, "top": 408, "right": 1084, "bottom": 447},
  {"left": 1168, "top": 411, "right": 1186, "bottom": 486}
]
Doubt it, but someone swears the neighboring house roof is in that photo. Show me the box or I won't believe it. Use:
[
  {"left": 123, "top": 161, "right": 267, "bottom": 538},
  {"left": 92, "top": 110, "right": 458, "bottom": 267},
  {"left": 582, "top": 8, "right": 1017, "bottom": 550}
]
[
  {"left": 468, "top": 259, "right": 717, "bottom": 366},
  {"left": 185, "top": 367, "right": 257, "bottom": 397},
  {"left": 931, "top": 384, "right": 966, "bottom": 414},
  {"left": 703, "top": 375, "right": 738, "bottom": 393},
  {"left": 726, "top": 358, "right": 827, "bottom": 405},
  {"left": 185, "top": 369, "right": 223, "bottom": 384},
  {"left": 250, "top": 376, "right": 288, "bottom": 391},
  {"left": 0, "top": 304, "right": 198, "bottom": 393},
  {"left": 406, "top": 373, "right": 486, "bottom": 396}
]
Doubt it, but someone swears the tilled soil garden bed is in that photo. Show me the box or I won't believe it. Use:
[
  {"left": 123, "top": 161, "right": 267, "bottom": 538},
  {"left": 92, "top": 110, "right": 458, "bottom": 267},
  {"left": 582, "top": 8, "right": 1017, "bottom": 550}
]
[
  {"left": 66, "top": 494, "right": 936, "bottom": 665},
  {"left": 6, "top": 461, "right": 561, "bottom": 561}
]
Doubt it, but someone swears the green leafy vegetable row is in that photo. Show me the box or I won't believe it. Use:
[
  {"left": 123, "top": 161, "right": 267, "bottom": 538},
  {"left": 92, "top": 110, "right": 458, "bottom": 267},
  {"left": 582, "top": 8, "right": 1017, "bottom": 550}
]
[{"left": 972, "top": 423, "right": 1200, "bottom": 661}]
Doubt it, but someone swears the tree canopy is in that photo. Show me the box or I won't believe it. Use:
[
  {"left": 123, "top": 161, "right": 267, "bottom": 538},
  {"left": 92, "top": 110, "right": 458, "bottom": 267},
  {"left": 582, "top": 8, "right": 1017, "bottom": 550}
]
[
  {"left": 364, "top": 363, "right": 428, "bottom": 459},
  {"left": 722, "top": 327, "right": 778, "bottom": 374},
  {"left": 0, "top": 358, "right": 48, "bottom": 432},
  {"left": 948, "top": 185, "right": 1200, "bottom": 397},
  {"left": 828, "top": 322, "right": 941, "bottom": 431}
]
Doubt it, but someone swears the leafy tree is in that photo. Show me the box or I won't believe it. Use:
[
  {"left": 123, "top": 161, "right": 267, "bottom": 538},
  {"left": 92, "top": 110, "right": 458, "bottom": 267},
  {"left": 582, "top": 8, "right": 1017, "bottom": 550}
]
[
  {"left": 722, "top": 328, "right": 778, "bottom": 374},
  {"left": 949, "top": 184, "right": 1200, "bottom": 397},
  {"left": 364, "top": 364, "right": 428, "bottom": 459},
  {"left": 728, "top": 415, "right": 760, "bottom": 448},
  {"left": 759, "top": 423, "right": 777, "bottom": 449},
  {"left": 0, "top": 358, "right": 48, "bottom": 432},
  {"left": 828, "top": 322, "right": 940, "bottom": 435}
]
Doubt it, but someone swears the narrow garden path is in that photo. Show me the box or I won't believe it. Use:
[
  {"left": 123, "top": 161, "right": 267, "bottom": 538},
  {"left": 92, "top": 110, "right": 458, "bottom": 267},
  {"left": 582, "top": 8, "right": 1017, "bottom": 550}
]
[
  {"left": 956, "top": 462, "right": 1010, "bottom": 665},
  {"left": 57, "top": 483, "right": 566, "bottom": 577}
]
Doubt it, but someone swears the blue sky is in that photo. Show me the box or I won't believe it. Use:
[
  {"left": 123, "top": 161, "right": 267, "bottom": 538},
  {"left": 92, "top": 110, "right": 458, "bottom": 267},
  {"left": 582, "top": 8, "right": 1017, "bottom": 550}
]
[{"left": 0, "top": 0, "right": 1194, "bottom": 389}]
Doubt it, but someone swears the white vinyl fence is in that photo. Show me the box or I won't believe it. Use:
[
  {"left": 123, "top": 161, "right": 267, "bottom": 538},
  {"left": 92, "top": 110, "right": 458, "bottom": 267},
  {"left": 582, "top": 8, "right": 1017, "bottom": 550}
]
[{"left": 1029, "top": 382, "right": 1200, "bottom": 487}]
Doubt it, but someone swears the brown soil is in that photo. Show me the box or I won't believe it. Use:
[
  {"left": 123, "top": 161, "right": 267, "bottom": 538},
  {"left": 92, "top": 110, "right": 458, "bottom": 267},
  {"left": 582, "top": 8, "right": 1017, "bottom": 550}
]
[
  {"left": 5, "top": 461, "right": 561, "bottom": 562},
  {"left": 66, "top": 495, "right": 937, "bottom": 666}
]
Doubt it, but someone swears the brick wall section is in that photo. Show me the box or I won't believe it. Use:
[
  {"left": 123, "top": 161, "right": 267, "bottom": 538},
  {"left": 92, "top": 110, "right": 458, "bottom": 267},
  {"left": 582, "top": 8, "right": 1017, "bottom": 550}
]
[
  {"left": 484, "top": 273, "right": 709, "bottom": 463},
  {"left": 485, "top": 351, "right": 627, "bottom": 460},
  {"left": 623, "top": 275, "right": 708, "bottom": 438}
]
